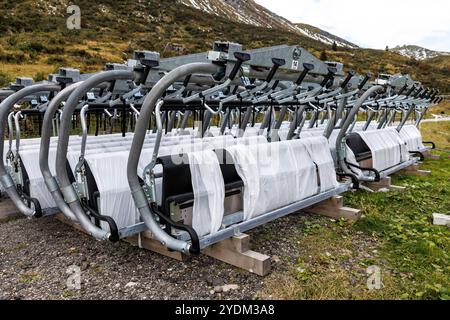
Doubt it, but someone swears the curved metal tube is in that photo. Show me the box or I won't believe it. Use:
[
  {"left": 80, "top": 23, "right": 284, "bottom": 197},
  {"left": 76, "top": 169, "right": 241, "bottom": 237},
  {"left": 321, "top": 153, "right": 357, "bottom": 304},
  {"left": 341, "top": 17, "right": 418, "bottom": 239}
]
[
  {"left": 0, "top": 83, "right": 60, "bottom": 216},
  {"left": 39, "top": 82, "right": 83, "bottom": 222},
  {"left": 7, "top": 112, "right": 15, "bottom": 158},
  {"left": 336, "top": 85, "right": 385, "bottom": 182},
  {"left": 13, "top": 111, "right": 23, "bottom": 154},
  {"left": 127, "top": 62, "right": 221, "bottom": 254},
  {"left": 79, "top": 105, "right": 89, "bottom": 161},
  {"left": 55, "top": 70, "right": 135, "bottom": 240}
]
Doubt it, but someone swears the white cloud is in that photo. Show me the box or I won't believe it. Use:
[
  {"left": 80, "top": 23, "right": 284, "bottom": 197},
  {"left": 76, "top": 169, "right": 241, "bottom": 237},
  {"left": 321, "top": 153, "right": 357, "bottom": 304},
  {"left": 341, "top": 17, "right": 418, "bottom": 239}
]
[{"left": 255, "top": 0, "right": 450, "bottom": 51}]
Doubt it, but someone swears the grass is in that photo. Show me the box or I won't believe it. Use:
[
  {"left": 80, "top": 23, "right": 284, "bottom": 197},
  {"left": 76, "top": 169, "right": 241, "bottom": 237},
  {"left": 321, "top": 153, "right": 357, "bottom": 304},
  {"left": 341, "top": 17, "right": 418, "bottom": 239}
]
[
  {"left": 19, "top": 272, "right": 42, "bottom": 284},
  {"left": 258, "top": 127, "right": 450, "bottom": 300},
  {"left": 420, "top": 121, "right": 450, "bottom": 150},
  {"left": 428, "top": 100, "right": 450, "bottom": 118}
]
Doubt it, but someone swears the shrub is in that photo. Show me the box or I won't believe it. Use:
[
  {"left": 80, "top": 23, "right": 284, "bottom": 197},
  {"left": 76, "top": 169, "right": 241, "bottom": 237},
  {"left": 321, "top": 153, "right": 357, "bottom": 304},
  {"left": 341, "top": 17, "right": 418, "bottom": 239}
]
[
  {"left": 34, "top": 72, "right": 46, "bottom": 82},
  {"left": 0, "top": 71, "right": 13, "bottom": 87}
]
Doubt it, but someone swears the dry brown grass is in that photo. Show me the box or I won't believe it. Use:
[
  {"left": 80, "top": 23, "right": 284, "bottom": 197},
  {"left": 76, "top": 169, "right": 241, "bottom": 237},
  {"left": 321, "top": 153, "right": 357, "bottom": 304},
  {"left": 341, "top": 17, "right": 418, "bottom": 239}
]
[
  {"left": 428, "top": 100, "right": 450, "bottom": 117},
  {"left": 0, "top": 63, "right": 55, "bottom": 79},
  {"left": 420, "top": 121, "right": 450, "bottom": 150}
]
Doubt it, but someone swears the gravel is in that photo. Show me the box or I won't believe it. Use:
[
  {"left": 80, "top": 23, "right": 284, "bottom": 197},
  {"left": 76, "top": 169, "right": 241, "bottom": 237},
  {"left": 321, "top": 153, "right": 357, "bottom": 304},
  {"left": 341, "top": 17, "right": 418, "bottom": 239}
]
[{"left": 0, "top": 214, "right": 298, "bottom": 300}]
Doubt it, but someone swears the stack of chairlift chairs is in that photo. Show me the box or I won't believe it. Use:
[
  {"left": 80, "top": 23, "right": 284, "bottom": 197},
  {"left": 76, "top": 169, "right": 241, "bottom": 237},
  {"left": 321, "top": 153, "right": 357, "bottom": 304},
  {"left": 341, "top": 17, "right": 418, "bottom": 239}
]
[{"left": 0, "top": 42, "right": 441, "bottom": 255}]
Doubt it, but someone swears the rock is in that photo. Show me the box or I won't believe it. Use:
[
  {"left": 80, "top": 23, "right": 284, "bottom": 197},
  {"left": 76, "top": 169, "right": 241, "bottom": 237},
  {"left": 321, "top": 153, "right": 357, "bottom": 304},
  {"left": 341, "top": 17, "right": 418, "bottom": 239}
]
[
  {"left": 81, "top": 262, "right": 90, "bottom": 271},
  {"left": 212, "top": 277, "right": 225, "bottom": 287},
  {"left": 125, "top": 282, "right": 138, "bottom": 288},
  {"left": 16, "top": 284, "right": 26, "bottom": 290},
  {"left": 272, "top": 255, "right": 280, "bottom": 263},
  {"left": 213, "top": 286, "right": 223, "bottom": 293},
  {"left": 433, "top": 213, "right": 450, "bottom": 226},
  {"left": 222, "top": 284, "right": 239, "bottom": 293},
  {"left": 205, "top": 276, "right": 225, "bottom": 287}
]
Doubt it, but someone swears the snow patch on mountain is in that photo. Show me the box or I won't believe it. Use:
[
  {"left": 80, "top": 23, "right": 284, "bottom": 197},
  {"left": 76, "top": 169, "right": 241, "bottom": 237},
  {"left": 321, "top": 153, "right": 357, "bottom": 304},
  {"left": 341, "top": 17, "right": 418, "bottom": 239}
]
[
  {"left": 392, "top": 45, "right": 450, "bottom": 60},
  {"left": 178, "top": 0, "right": 358, "bottom": 48}
]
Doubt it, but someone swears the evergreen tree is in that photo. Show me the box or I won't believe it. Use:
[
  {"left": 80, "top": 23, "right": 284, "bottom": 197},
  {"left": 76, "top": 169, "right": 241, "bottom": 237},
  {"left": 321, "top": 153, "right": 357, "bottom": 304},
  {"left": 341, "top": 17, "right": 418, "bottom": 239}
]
[{"left": 332, "top": 41, "right": 338, "bottom": 51}]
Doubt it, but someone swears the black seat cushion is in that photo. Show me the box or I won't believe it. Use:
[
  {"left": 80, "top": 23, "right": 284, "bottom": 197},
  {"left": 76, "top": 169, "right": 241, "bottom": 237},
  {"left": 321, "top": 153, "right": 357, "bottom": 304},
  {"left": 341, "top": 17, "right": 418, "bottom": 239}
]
[
  {"left": 18, "top": 155, "right": 31, "bottom": 196},
  {"left": 83, "top": 161, "right": 100, "bottom": 210},
  {"left": 157, "top": 149, "right": 243, "bottom": 215},
  {"left": 346, "top": 133, "right": 372, "bottom": 161}
]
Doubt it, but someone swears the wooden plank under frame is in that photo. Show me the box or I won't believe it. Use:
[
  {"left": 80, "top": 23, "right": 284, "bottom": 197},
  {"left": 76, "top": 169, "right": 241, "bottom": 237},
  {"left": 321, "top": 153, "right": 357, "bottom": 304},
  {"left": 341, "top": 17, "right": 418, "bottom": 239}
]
[
  {"left": 303, "top": 195, "right": 361, "bottom": 221},
  {"left": 55, "top": 214, "right": 271, "bottom": 276},
  {"left": 423, "top": 150, "right": 440, "bottom": 160},
  {"left": 363, "top": 177, "right": 407, "bottom": 192},
  {"left": 398, "top": 163, "right": 431, "bottom": 177}
]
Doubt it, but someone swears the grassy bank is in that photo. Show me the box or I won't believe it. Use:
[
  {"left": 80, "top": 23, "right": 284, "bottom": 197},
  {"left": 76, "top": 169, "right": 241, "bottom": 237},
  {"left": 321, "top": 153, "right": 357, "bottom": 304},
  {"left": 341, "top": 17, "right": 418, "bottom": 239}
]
[{"left": 257, "top": 127, "right": 450, "bottom": 300}]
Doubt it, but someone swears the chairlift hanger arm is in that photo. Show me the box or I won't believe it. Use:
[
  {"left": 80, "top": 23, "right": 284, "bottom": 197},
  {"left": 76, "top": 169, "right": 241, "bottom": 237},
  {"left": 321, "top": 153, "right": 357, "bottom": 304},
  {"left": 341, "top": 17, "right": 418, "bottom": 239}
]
[
  {"left": 220, "top": 57, "right": 286, "bottom": 105},
  {"left": 182, "top": 52, "right": 251, "bottom": 104}
]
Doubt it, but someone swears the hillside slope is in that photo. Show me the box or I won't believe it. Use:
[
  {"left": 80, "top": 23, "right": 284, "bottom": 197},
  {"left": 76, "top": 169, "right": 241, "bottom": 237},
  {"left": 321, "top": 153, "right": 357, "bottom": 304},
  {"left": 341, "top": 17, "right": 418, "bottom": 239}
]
[
  {"left": 178, "top": 0, "right": 299, "bottom": 33},
  {"left": 294, "top": 23, "right": 358, "bottom": 48},
  {"left": 392, "top": 45, "right": 450, "bottom": 60},
  {"left": 0, "top": 0, "right": 448, "bottom": 93},
  {"left": 178, "top": 0, "right": 358, "bottom": 48}
]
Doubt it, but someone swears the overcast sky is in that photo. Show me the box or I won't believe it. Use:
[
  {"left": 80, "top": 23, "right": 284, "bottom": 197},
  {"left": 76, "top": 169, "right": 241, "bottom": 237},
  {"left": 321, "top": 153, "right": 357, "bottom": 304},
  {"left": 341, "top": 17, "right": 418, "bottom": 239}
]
[{"left": 255, "top": 0, "right": 450, "bottom": 52}]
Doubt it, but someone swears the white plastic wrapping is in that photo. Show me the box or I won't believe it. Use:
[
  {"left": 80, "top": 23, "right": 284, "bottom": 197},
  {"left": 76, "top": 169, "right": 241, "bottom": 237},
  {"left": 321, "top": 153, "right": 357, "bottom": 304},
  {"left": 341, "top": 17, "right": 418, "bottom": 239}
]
[
  {"left": 188, "top": 150, "right": 225, "bottom": 237},
  {"left": 356, "top": 128, "right": 409, "bottom": 171},
  {"left": 18, "top": 150, "right": 56, "bottom": 209},
  {"left": 399, "top": 125, "right": 425, "bottom": 152},
  {"left": 301, "top": 136, "right": 339, "bottom": 192},
  {"left": 226, "top": 139, "right": 318, "bottom": 220},
  {"left": 78, "top": 135, "right": 265, "bottom": 231},
  {"left": 83, "top": 151, "right": 136, "bottom": 230}
]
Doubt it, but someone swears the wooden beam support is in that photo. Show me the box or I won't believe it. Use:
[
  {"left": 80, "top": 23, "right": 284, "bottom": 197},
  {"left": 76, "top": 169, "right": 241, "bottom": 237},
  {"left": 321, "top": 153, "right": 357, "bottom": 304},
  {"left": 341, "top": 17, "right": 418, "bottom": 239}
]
[
  {"left": 399, "top": 164, "right": 431, "bottom": 177},
  {"left": 125, "top": 233, "right": 188, "bottom": 262},
  {"left": 363, "top": 177, "right": 392, "bottom": 191},
  {"left": 203, "top": 234, "right": 271, "bottom": 276},
  {"left": 57, "top": 212, "right": 271, "bottom": 275},
  {"left": 304, "top": 195, "right": 361, "bottom": 221},
  {"left": 423, "top": 150, "right": 440, "bottom": 160},
  {"left": 388, "top": 185, "right": 407, "bottom": 192},
  {"left": 363, "top": 177, "right": 407, "bottom": 192}
]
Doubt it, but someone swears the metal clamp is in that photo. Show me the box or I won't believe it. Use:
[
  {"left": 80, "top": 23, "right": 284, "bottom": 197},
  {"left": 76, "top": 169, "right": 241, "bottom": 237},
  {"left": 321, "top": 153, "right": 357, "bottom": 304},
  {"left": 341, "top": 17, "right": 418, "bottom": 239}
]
[
  {"left": 131, "top": 188, "right": 150, "bottom": 209},
  {"left": 0, "top": 174, "right": 15, "bottom": 189},
  {"left": 44, "top": 177, "right": 60, "bottom": 193},
  {"left": 60, "top": 185, "right": 80, "bottom": 204}
]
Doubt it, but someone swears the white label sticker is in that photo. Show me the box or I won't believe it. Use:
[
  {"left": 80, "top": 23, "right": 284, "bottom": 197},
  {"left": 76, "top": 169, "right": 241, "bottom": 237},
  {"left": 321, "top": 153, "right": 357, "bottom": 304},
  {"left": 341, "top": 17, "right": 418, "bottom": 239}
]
[{"left": 292, "top": 60, "right": 299, "bottom": 70}]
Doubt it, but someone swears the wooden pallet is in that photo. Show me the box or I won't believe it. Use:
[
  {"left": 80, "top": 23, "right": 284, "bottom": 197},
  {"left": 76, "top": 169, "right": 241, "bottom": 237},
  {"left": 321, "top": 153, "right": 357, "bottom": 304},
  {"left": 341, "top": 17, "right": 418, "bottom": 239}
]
[{"left": 304, "top": 195, "right": 361, "bottom": 221}]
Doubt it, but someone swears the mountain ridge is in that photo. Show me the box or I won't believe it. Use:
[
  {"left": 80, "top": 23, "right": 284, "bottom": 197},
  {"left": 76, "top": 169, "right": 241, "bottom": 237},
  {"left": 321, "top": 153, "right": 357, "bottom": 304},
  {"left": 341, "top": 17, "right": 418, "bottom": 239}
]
[
  {"left": 392, "top": 45, "right": 450, "bottom": 60},
  {"left": 0, "top": 0, "right": 448, "bottom": 93},
  {"left": 179, "top": 0, "right": 358, "bottom": 48}
]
